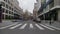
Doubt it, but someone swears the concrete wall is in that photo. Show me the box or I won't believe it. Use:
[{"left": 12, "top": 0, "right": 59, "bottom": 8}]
[
  {"left": 54, "top": 0, "right": 60, "bottom": 6},
  {"left": 57, "top": 9, "right": 60, "bottom": 21}
]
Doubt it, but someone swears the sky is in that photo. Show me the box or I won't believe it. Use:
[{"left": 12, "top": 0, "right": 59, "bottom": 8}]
[{"left": 17, "top": 0, "right": 37, "bottom": 13}]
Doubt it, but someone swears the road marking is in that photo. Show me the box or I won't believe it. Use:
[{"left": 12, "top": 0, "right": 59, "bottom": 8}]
[
  {"left": 9, "top": 23, "right": 22, "bottom": 29},
  {"left": 0, "top": 23, "right": 18, "bottom": 29},
  {"left": 45, "top": 24, "right": 60, "bottom": 30},
  {"left": 40, "top": 24, "right": 55, "bottom": 30},
  {"left": 19, "top": 23, "right": 27, "bottom": 29},
  {"left": 35, "top": 24, "right": 44, "bottom": 30},
  {"left": 30, "top": 24, "right": 33, "bottom": 29}
]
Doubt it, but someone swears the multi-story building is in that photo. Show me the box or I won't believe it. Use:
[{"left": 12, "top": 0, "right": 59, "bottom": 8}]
[
  {"left": 33, "top": 0, "right": 41, "bottom": 20},
  {"left": 0, "top": 0, "right": 23, "bottom": 20},
  {"left": 38, "top": 0, "right": 60, "bottom": 21}
]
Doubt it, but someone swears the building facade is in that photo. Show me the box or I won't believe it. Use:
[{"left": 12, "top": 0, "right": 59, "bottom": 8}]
[
  {"left": 33, "top": 0, "right": 41, "bottom": 20},
  {"left": 38, "top": 0, "right": 60, "bottom": 21},
  {"left": 0, "top": 0, "right": 23, "bottom": 20}
]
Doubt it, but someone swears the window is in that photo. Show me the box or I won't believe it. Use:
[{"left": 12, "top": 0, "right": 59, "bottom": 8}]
[
  {"left": 5, "top": 15, "right": 9, "bottom": 19},
  {"left": 49, "top": 1, "right": 54, "bottom": 9},
  {"left": 9, "top": 6, "right": 11, "bottom": 10},
  {"left": 6, "top": 4, "right": 8, "bottom": 8},
  {"left": 2, "top": 8, "right": 5, "bottom": 12},
  {"left": 6, "top": 0, "right": 7, "bottom": 2},
  {"left": 4, "top": 0, "right": 7, "bottom": 2},
  {"left": 4, "top": 0, "right": 5, "bottom": 1},
  {"left": 12, "top": 8, "right": 13, "bottom": 11},
  {"left": 2, "top": 14, "right": 4, "bottom": 19},
  {"left": 6, "top": 10, "right": 8, "bottom": 13},
  {"left": 8, "top": 0, "right": 10, "bottom": 4},
  {"left": 2, "top": 2, "right": 5, "bottom": 7},
  {"left": 9, "top": 11, "right": 11, "bottom": 14}
]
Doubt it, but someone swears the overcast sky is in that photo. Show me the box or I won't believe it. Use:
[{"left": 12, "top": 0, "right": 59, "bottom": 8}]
[{"left": 17, "top": 0, "right": 37, "bottom": 13}]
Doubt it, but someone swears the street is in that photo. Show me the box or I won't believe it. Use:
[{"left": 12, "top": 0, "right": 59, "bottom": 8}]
[{"left": 0, "top": 20, "right": 60, "bottom": 34}]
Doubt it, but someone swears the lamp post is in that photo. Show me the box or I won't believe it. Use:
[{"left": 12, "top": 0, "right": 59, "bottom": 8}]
[{"left": 0, "top": 4, "right": 2, "bottom": 23}]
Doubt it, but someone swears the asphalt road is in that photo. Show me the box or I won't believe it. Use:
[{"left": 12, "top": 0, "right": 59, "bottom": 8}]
[{"left": 0, "top": 20, "right": 60, "bottom": 34}]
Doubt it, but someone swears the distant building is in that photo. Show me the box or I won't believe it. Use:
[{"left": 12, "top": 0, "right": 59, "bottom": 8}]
[
  {"left": 33, "top": 0, "right": 41, "bottom": 20},
  {"left": 0, "top": 0, "right": 23, "bottom": 20}
]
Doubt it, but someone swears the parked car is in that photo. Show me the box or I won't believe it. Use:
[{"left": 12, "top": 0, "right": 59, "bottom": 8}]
[{"left": 33, "top": 18, "right": 41, "bottom": 23}]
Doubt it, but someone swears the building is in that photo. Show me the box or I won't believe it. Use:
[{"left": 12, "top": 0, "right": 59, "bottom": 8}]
[
  {"left": 38, "top": 0, "right": 60, "bottom": 21},
  {"left": 33, "top": 0, "right": 41, "bottom": 20},
  {"left": 0, "top": 0, "right": 23, "bottom": 20}
]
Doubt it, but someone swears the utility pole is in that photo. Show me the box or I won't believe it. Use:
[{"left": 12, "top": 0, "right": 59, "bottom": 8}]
[{"left": 0, "top": 4, "right": 2, "bottom": 23}]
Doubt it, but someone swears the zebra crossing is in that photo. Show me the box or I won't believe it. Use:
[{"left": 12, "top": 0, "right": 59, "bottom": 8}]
[{"left": 0, "top": 23, "right": 60, "bottom": 31}]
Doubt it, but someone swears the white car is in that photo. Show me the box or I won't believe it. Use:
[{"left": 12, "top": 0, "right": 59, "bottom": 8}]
[{"left": 33, "top": 18, "right": 41, "bottom": 23}]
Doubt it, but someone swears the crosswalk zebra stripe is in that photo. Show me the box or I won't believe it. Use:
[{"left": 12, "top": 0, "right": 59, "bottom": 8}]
[
  {"left": 35, "top": 24, "right": 44, "bottom": 30},
  {"left": 9, "top": 23, "right": 22, "bottom": 29},
  {"left": 0, "top": 23, "right": 18, "bottom": 29},
  {"left": 30, "top": 24, "right": 33, "bottom": 28},
  {"left": 45, "top": 24, "right": 60, "bottom": 30},
  {"left": 19, "top": 23, "right": 27, "bottom": 29},
  {"left": 40, "top": 24, "right": 55, "bottom": 30}
]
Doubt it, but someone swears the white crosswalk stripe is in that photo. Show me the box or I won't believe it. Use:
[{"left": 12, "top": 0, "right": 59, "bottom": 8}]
[
  {"left": 40, "top": 24, "right": 55, "bottom": 30},
  {"left": 0, "top": 23, "right": 18, "bottom": 29},
  {"left": 35, "top": 24, "right": 44, "bottom": 30},
  {"left": 19, "top": 23, "right": 27, "bottom": 29},
  {"left": 0, "top": 23, "right": 59, "bottom": 31},
  {"left": 30, "top": 24, "right": 33, "bottom": 29},
  {"left": 45, "top": 24, "right": 60, "bottom": 30},
  {"left": 9, "top": 23, "right": 22, "bottom": 29}
]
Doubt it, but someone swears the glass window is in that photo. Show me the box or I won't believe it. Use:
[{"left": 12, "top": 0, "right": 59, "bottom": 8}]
[
  {"left": 6, "top": 4, "right": 8, "bottom": 8},
  {"left": 5, "top": 15, "right": 8, "bottom": 19},
  {"left": 4, "top": 0, "right": 7, "bottom": 2},
  {"left": 12, "top": 8, "right": 13, "bottom": 11},
  {"left": 9, "top": 6, "right": 11, "bottom": 10},
  {"left": 2, "top": 8, "right": 5, "bottom": 12},
  {"left": 8, "top": 0, "right": 10, "bottom": 4},
  {"left": 6, "top": 10, "right": 8, "bottom": 13},
  {"left": 9, "top": 11, "right": 11, "bottom": 14},
  {"left": 4, "top": 0, "right": 5, "bottom": 1},
  {"left": 2, "top": 14, "right": 4, "bottom": 19},
  {"left": 2, "top": 2, "right": 5, "bottom": 7}
]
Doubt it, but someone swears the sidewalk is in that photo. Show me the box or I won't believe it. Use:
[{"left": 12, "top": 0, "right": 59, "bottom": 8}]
[
  {"left": 0, "top": 20, "right": 16, "bottom": 27},
  {"left": 41, "top": 20, "right": 60, "bottom": 28}
]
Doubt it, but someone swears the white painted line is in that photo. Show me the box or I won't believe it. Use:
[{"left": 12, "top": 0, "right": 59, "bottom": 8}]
[
  {"left": 0, "top": 23, "right": 18, "bottom": 29},
  {"left": 19, "top": 23, "right": 27, "bottom": 29},
  {"left": 45, "top": 24, "right": 60, "bottom": 30},
  {"left": 35, "top": 24, "right": 44, "bottom": 30},
  {"left": 9, "top": 23, "right": 22, "bottom": 29},
  {"left": 40, "top": 24, "right": 55, "bottom": 30},
  {"left": 30, "top": 24, "right": 33, "bottom": 29}
]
